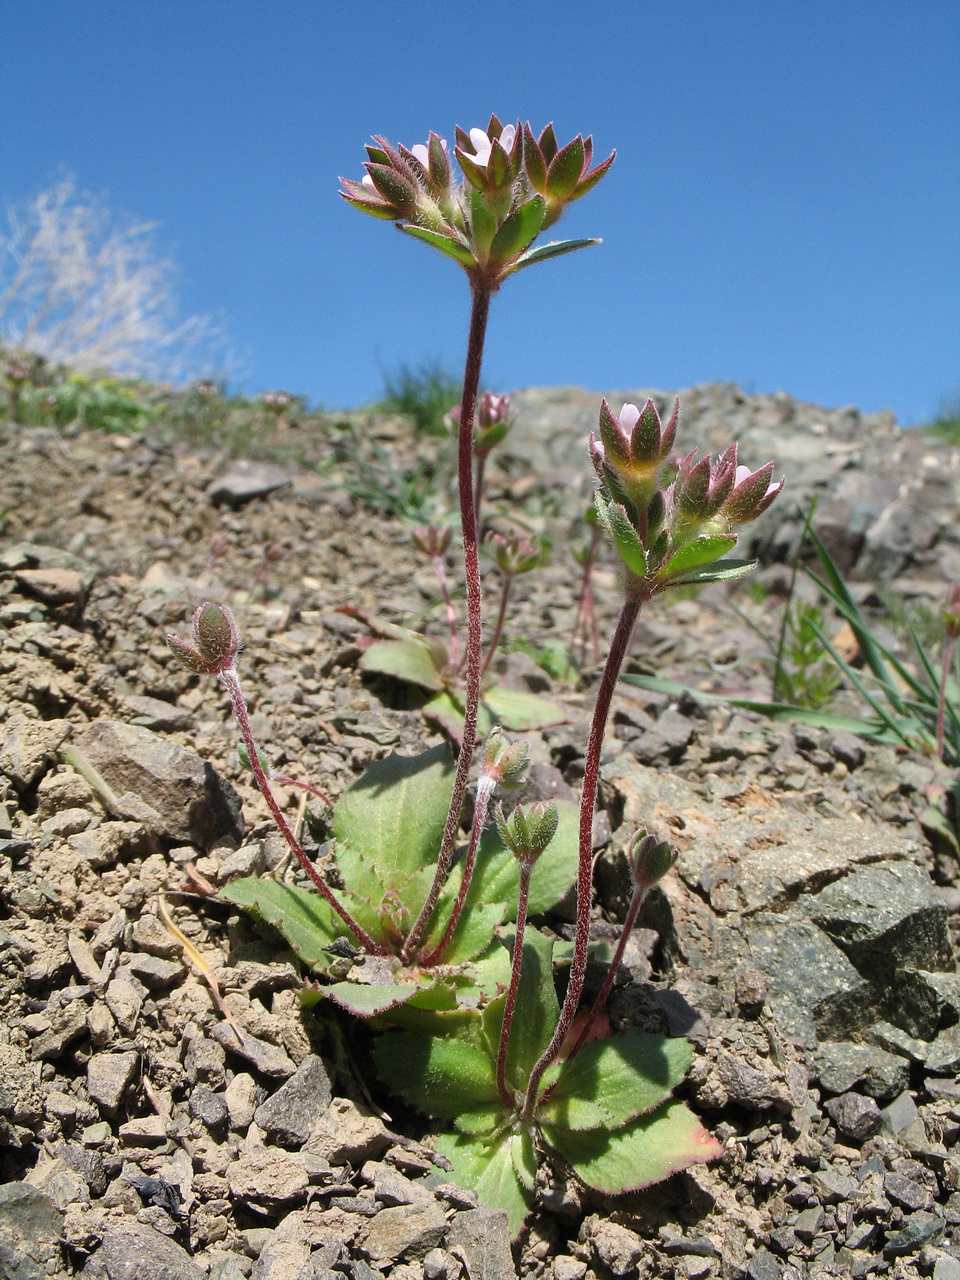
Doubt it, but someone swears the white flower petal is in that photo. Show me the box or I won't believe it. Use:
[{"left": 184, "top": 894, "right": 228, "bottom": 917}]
[{"left": 619, "top": 403, "right": 641, "bottom": 431}]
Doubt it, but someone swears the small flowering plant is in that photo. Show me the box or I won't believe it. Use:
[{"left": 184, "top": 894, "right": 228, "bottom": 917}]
[{"left": 165, "top": 115, "right": 782, "bottom": 1234}]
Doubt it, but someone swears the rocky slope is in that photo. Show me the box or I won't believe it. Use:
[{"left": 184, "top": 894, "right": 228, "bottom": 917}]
[{"left": 0, "top": 385, "right": 959, "bottom": 1280}]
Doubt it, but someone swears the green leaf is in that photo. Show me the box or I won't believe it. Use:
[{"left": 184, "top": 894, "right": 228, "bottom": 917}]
[
  {"left": 546, "top": 136, "right": 586, "bottom": 199},
  {"left": 667, "top": 557, "right": 756, "bottom": 585},
  {"left": 372, "top": 1032, "right": 500, "bottom": 1119},
  {"left": 359, "top": 638, "right": 446, "bottom": 691},
  {"left": 541, "top": 1032, "right": 692, "bottom": 1129},
  {"left": 659, "top": 535, "right": 737, "bottom": 581},
  {"left": 333, "top": 745, "right": 455, "bottom": 896},
  {"left": 512, "top": 1127, "right": 538, "bottom": 1191},
  {"left": 436, "top": 1130, "right": 533, "bottom": 1239},
  {"left": 596, "top": 497, "right": 647, "bottom": 577},
  {"left": 489, "top": 196, "right": 546, "bottom": 261},
  {"left": 482, "top": 685, "right": 569, "bottom": 731},
  {"left": 543, "top": 1100, "right": 723, "bottom": 1195},
  {"left": 324, "top": 982, "right": 420, "bottom": 1017},
  {"left": 507, "top": 237, "right": 600, "bottom": 274},
  {"left": 217, "top": 878, "right": 344, "bottom": 972},
  {"left": 397, "top": 224, "right": 476, "bottom": 267},
  {"left": 456, "top": 1104, "right": 506, "bottom": 1135},
  {"left": 471, "top": 799, "right": 578, "bottom": 918},
  {"left": 425, "top": 899, "right": 506, "bottom": 966},
  {"left": 470, "top": 187, "right": 497, "bottom": 256},
  {"left": 499, "top": 928, "right": 560, "bottom": 1092}
]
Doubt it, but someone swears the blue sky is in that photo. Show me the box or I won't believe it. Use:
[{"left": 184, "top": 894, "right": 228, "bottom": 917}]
[{"left": 2, "top": 1, "right": 957, "bottom": 425}]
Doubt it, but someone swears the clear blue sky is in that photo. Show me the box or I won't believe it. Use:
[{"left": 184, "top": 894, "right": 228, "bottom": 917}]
[{"left": 2, "top": 1, "right": 957, "bottom": 425}]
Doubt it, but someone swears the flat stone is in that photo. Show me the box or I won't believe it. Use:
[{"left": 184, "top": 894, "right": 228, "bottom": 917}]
[
  {"left": 118, "top": 1115, "right": 168, "bottom": 1146},
  {"left": 881, "top": 1091, "right": 920, "bottom": 1135},
  {"left": 734, "top": 916, "right": 874, "bottom": 1048},
  {"left": 69, "top": 822, "right": 148, "bottom": 870},
  {"left": 124, "top": 954, "right": 183, "bottom": 989},
  {"left": 73, "top": 719, "right": 243, "bottom": 849},
  {"left": 447, "top": 1208, "right": 516, "bottom": 1280},
  {"left": 804, "top": 861, "right": 952, "bottom": 978},
  {"left": 0, "top": 1183, "right": 64, "bottom": 1278},
  {"left": 225, "top": 1149, "right": 309, "bottom": 1205},
  {"left": 926, "top": 1025, "right": 960, "bottom": 1074},
  {"left": 890, "top": 970, "right": 960, "bottom": 1040},
  {"left": 368, "top": 1164, "right": 437, "bottom": 1209},
  {"left": 254, "top": 1054, "right": 332, "bottom": 1146},
  {"left": 123, "top": 695, "right": 193, "bottom": 731},
  {"left": 87, "top": 1051, "right": 139, "bottom": 1114},
  {"left": 360, "top": 1202, "right": 447, "bottom": 1265},
  {"left": 584, "top": 1218, "right": 644, "bottom": 1277},
  {"left": 79, "top": 1219, "right": 204, "bottom": 1279},
  {"left": 207, "top": 460, "right": 292, "bottom": 507},
  {"left": 814, "top": 1041, "right": 909, "bottom": 1101},
  {"left": 866, "top": 1021, "right": 929, "bottom": 1062},
  {"left": 303, "top": 1098, "right": 391, "bottom": 1165},
  {"left": 224, "top": 1072, "right": 258, "bottom": 1130},
  {"left": 211, "top": 1023, "right": 295, "bottom": 1079},
  {"left": 15, "top": 566, "right": 88, "bottom": 606},
  {"left": 0, "top": 714, "right": 73, "bottom": 791}
]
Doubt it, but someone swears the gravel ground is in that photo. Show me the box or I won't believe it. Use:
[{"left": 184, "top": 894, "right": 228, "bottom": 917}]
[{"left": 1, "top": 396, "right": 959, "bottom": 1280}]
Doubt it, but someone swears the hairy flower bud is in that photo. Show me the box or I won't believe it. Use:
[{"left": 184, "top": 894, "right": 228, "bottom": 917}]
[
  {"left": 590, "top": 398, "right": 678, "bottom": 515},
  {"left": 481, "top": 727, "right": 530, "bottom": 791},
  {"left": 412, "top": 523, "right": 452, "bottom": 560},
  {"left": 495, "top": 801, "right": 559, "bottom": 866},
  {"left": 165, "top": 601, "right": 239, "bottom": 675},
  {"left": 485, "top": 530, "right": 542, "bottom": 577},
  {"left": 629, "top": 830, "right": 677, "bottom": 893}
]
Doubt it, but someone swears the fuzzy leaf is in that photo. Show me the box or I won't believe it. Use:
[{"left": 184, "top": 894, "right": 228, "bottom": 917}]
[
  {"left": 470, "top": 187, "right": 497, "bottom": 256},
  {"left": 324, "top": 982, "right": 420, "bottom": 1017},
  {"left": 543, "top": 1100, "right": 723, "bottom": 1195},
  {"left": 512, "top": 1127, "right": 538, "bottom": 1191},
  {"left": 217, "top": 878, "right": 344, "bottom": 972},
  {"left": 425, "top": 899, "right": 506, "bottom": 966},
  {"left": 435, "top": 1130, "right": 532, "bottom": 1239},
  {"left": 545, "top": 136, "right": 586, "bottom": 198},
  {"left": 499, "top": 928, "right": 560, "bottom": 1092},
  {"left": 372, "top": 1032, "right": 500, "bottom": 1119},
  {"left": 507, "top": 237, "right": 600, "bottom": 274},
  {"left": 397, "top": 225, "right": 477, "bottom": 267},
  {"left": 456, "top": 1104, "right": 506, "bottom": 1135},
  {"left": 596, "top": 497, "right": 647, "bottom": 577},
  {"left": 359, "top": 638, "right": 446, "bottom": 691},
  {"left": 482, "top": 685, "right": 569, "bottom": 731},
  {"left": 659, "top": 535, "right": 737, "bottom": 580},
  {"left": 333, "top": 745, "right": 455, "bottom": 896},
  {"left": 541, "top": 1032, "right": 692, "bottom": 1129},
  {"left": 422, "top": 689, "right": 483, "bottom": 741},
  {"left": 667, "top": 557, "right": 755, "bottom": 586},
  {"left": 471, "top": 799, "right": 578, "bottom": 917},
  {"left": 489, "top": 196, "right": 546, "bottom": 261}
]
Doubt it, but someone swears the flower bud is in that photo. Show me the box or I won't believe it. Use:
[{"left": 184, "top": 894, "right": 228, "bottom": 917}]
[
  {"left": 485, "top": 530, "right": 542, "bottom": 577},
  {"left": 482, "top": 727, "right": 530, "bottom": 791},
  {"left": 590, "top": 398, "right": 678, "bottom": 514},
  {"left": 166, "top": 601, "right": 240, "bottom": 675},
  {"left": 495, "top": 801, "right": 559, "bottom": 866},
  {"left": 629, "top": 830, "right": 677, "bottom": 893},
  {"left": 412, "top": 523, "right": 452, "bottom": 559}
]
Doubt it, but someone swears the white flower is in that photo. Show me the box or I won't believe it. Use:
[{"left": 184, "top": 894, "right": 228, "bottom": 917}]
[
  {"left": 410, "top": 138, "right": 446, "bottom": 167},
  {"left": 468, "top": 124, "right": 517, "bottom": 169}
]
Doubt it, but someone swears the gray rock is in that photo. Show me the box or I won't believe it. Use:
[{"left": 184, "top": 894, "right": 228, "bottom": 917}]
[
  {"left": 73, "top": 719, "right": 243, "bottom": 848},
  {"left": 123, "top": 695, "right": 193, "bottom": 731},
  {"left": 746, "top": 1246, "right": 782, "bottom": 1280},
  {"left": 0, "top": 714, "right": 73, "bottom": 791},
  {"left": 254, "top": 1055, "right": 332, "bottom": 1146},
  {"left": 447, "top": 1208, "right": 517, "bottom": 1280},
  {"left": 582, "top": 1217, "right": 644, "bottom": 1278},
  {"left": 87, "top": 1051, "right": 139, "bottom": 1115},
  {"left": 0, "top": 1183, "right": 64, "bottom": 1280},
  {"left": 736, "top": 916, "right": 874, "bottom": 1048},
  {"left": 814, "top": 1041, "right": 909, "bottom": 1101},
  {"left": 69, "top": 821, "right": 149, "bottom": 869},
  {"left": 225, "top": 1149, "right": 310, "bottom": 1205},
  {"left": 866, "top": 1020, "right": 929, "bottom": 1062},
  {"left": 368, "top": 1163, "right": 436, "bottom": 1208},
  {"left": 211, "top": 1023, "right": 296, "bottom": 1079},
  {"left": 881, "top": 1090, "right": 920, "bottom": 1135},
  {"left": 0, "top": 1042, "right": 44, "bottom": 1126},
  {"left": 28, "top": 1001, "right": 88, "bottom": 1061},
  {"left": 207, "top": 460, "right": 292, "bottom": 507},
  {"left": 824, "top": 1091, "right": 883, "bottom": 1142},
  {"left": 925, "top": 1024, "right": 960, "bottom": 1074},
  {"left": 188, "top": 1085, "right": 229, "bottom": 1131},
  {"left": 124, "top": 953, "right": 183, "bottom": 989},
  {"left": 80, "top": 1220, "right": 204, "bottom": 1279},
  {"left": 359, "top": 1202, "right": 447, "bottom": 1264},
  {"left": 804, "top": 861, "right": 953, "bottom": 979},
  {"left": 630, "top": 708, "right": 695, "bottom": 765}
]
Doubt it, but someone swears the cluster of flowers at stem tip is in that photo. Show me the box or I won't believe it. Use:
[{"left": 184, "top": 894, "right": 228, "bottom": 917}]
[
  {"left": 495, "top": 800, "right": 559, "bottom": 868},
  {"left": 589, "top": 398, "right": 784, "bottom": 594},
  {"left": 447, "top": 391, "right": 515, "bottom": 459},
  {"left": 340, "top": 115, "right": 614, "bottom": 289},
  {"left": 165, "top": 601, "right": 240, "bottom": 676}
]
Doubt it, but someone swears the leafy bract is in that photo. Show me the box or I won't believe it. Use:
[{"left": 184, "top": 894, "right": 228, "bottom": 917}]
[
  {"left": 397, "top": 225, "right": 476, "bottom": 267},
  {"left": 506, "top": 237, "right": 600, "bottom": 276},
  {"left": 659, "top": 535, "right": 736, "bottom": 581},
  {"left": 543, "top": 1100, "right": 724, "bottom": 1195}
]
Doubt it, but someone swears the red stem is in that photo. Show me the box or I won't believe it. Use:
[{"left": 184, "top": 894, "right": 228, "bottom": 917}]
[
  {"left": 401, "top": 285, "right": 492, "bottom": 963},
  {"left": 521, "top": 592, "right": 643, "bottom": 1118},
  {"left": 271, "top": 775, "right": 334, "bottom": 809},
  {"left": 420, "top": 775, "right": 495, "bottom": 967},
  {"left": 219, "top": 667, "right": 384, "bottom": 954},
  {"left": 481, "top": 573, "right": 512, "bottom": 679},
  {"left": 497, "top": 860, "right": 532, "bottom": 1107}
]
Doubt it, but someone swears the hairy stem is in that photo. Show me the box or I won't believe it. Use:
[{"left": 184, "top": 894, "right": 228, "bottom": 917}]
[
  {"left": 271, "top": 775, "right": 334, "bottom": 809},
  {"left": 402, "top": 286, "right": 492, "bottom": 963},
  {"left": 432, "top": 554, "right": 459, "bottom": 667},
  {"left": 420, "top": 775, "right": 495, "bottom": 967},
  {"left": 474, "top": 453, "right": 487, "bottom": 527},
  {"left": 481, "top": 573, "right": 513, "bottom": 679},
  {"left": 521, "top": 591, "right": 643, "bottom": 1118},
  {"left": 497, "top": 861, "right": 532, "bottom": 1107},
  {"left": 220, "top": 666, "right": 384, "bottom": 954}
]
